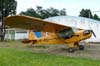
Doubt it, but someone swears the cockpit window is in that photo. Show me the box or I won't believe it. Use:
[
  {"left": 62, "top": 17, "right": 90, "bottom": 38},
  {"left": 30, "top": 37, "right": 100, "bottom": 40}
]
[{"left": 58, "top": 28, "right": 74, "bottom": 39}]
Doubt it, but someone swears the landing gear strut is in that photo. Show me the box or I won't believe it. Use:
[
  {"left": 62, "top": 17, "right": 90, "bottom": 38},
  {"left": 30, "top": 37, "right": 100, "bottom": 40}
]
[
  {"left": 67, "top": 42, "right": 85, "bottom": 53},
  {"left": 74, "top": 42, "right": 85, "bottom": 50}
]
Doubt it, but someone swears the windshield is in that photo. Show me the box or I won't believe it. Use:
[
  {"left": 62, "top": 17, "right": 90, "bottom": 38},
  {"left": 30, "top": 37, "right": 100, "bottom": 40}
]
[{"left": 58, "top": 28, "right": 74, "bottom": 39}]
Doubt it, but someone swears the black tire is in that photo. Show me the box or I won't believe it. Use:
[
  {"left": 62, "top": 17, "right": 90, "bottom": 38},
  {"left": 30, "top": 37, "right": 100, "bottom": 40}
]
[
  {"left": 68, "top": 48, "right": 75, "bottom": 53},
  {"left": 79, "top": 45, "right": 84, "bottom": 50}
]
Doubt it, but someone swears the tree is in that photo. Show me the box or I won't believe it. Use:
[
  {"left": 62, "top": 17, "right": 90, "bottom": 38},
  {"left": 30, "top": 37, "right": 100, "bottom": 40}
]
[
  {"left": 0, "top": 0, "right": 17, "bottom": 17},
  {"left": 20, "top": 6, "right": 67, "bottom": 19},
  {"left": 79, "top": 9, "right": 100, "bottom": 21},
  {"left": 93, "top": 14, "right": 100, "bottom": 21},
  {"left": 79, "top": 9, "right": 93, "bottom": 18},
  {"left": 0, "top": 0, "right": 17, "bottom": 41},
  {"left": 59, "top": 8, "right": 66, "bottom": 15},
  {"left": 20, "top": 8, "right": 38, "bottom": 17}
]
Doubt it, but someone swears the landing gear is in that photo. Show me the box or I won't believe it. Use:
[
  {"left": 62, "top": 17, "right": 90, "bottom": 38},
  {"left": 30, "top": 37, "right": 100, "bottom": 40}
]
[
  {"left": 67, "top": 43, "right": 85, "bottom": 53},
  {"left": 74, "top": 42, "right": 85, "bottom": 50},
  {"left": 67, "top": 45, "right": 84, "bottom": 53},
  {"left": 79, "top": 45, "right": 84, "bottom": 50},
  {"left": 67, "top": 48, "right": 75, "bottom": 53}
]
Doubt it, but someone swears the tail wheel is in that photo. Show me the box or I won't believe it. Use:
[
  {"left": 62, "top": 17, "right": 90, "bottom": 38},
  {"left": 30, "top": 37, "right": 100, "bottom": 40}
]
[
  {"left": 68, "top": 48, "right": 75, "bottom": 53},
  {"left": 79, "top": 45, "right": 84, "bottom": 50}
]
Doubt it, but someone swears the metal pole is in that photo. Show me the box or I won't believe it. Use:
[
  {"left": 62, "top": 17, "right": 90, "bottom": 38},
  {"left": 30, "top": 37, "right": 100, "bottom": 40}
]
[
  {"left": 92, "top": 10, "right": 100, "bottom": 15},
  {"left": 89, "top": 12, "right": 90, "bottom": 18},
  {"left": 89, "top": 10, "right": 100, "bottom": 18}
]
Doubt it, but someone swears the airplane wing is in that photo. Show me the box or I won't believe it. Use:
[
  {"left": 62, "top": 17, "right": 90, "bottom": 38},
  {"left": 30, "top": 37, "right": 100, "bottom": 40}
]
[
  {"left": 45, "top": 16, "right": 100, "bottom": 38},
  {"left": 5, "top": 15, "right": 69, "bottom": 32},
  {"left": 5, "top": 15, "right": 100, "bottom": 38}
]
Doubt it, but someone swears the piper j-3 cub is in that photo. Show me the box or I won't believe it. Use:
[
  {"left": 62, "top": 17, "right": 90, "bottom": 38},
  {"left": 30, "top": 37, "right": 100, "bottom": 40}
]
[{"left": 5, "top": 15, "right": 100, "bottom": 53}]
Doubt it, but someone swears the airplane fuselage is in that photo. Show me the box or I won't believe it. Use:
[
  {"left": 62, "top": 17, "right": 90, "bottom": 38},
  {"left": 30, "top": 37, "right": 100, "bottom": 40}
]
[{"left": 22, "top": 29, "right": 92, "bottom": 48}]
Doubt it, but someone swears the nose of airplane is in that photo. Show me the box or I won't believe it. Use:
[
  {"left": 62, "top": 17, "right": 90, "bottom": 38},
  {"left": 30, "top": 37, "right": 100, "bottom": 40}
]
[{"left": 83, "top": 30, "right": 91, "bottom": 35}]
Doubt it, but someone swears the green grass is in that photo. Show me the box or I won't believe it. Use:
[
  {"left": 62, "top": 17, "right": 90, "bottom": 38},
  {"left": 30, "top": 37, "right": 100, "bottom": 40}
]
[{"left": 0, "top": 48, "right": 100, "bottom": 66}]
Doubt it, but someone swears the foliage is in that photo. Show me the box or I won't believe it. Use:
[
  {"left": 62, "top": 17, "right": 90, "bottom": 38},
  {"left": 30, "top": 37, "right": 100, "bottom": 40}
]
[
  {"left": 0, "top": 0, "right": 17, "bottom": 41},
  {"left": 79, "top": 9, "right": 93, "bottom": 18},
  {"left": 79, "top": 9, "right": 100, "bottom": 21},
  {"left": 20, "top": 6, "right": 67, "bottom": 19},
  {"left": 93, "top": 14, "right": 100, "bottom": 20},
  {"left": 0, "top": 0, "right": 17, "bottom": 17}
]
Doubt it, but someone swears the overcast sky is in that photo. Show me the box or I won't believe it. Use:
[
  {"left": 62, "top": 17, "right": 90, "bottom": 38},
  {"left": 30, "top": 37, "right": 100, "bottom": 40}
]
[{"left": 16, "top": 0, "right": 100, "bottom": 16}]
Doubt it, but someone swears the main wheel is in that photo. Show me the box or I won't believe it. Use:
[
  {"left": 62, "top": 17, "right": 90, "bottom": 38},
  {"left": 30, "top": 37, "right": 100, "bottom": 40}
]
[
  {"left": 79, "top": 45, "right": 84, "bottom": 50},
  {"left": 68, "top": 48, "right": 75, "bottom": 53}
]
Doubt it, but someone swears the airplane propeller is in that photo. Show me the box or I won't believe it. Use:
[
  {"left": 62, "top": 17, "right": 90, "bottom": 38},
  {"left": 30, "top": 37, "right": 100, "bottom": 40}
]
[
  {"left": 91, "top": 30, "right": 96, "bottom": 38},
  {"left": 89, "top": 27, "right": 96, "bottom": 38},
  {"left": 83, "top": 30, "right": 96, "bottom": 38}
]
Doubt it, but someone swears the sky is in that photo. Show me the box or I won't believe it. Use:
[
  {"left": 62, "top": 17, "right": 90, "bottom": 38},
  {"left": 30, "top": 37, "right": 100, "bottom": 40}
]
[{"left": 16, "top": 0, "right": 100, "bottom": 16}]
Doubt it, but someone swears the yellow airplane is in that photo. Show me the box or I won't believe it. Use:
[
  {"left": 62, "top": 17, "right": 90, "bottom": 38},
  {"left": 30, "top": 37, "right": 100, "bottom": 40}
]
[{"left": 5, "top": 15, "right": 100, "bottom": 52}]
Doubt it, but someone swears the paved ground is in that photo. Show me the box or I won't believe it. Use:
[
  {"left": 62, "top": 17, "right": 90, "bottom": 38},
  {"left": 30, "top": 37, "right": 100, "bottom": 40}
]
[{"left": 29, "top": 42, "right": 100, "bottom": 60}]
